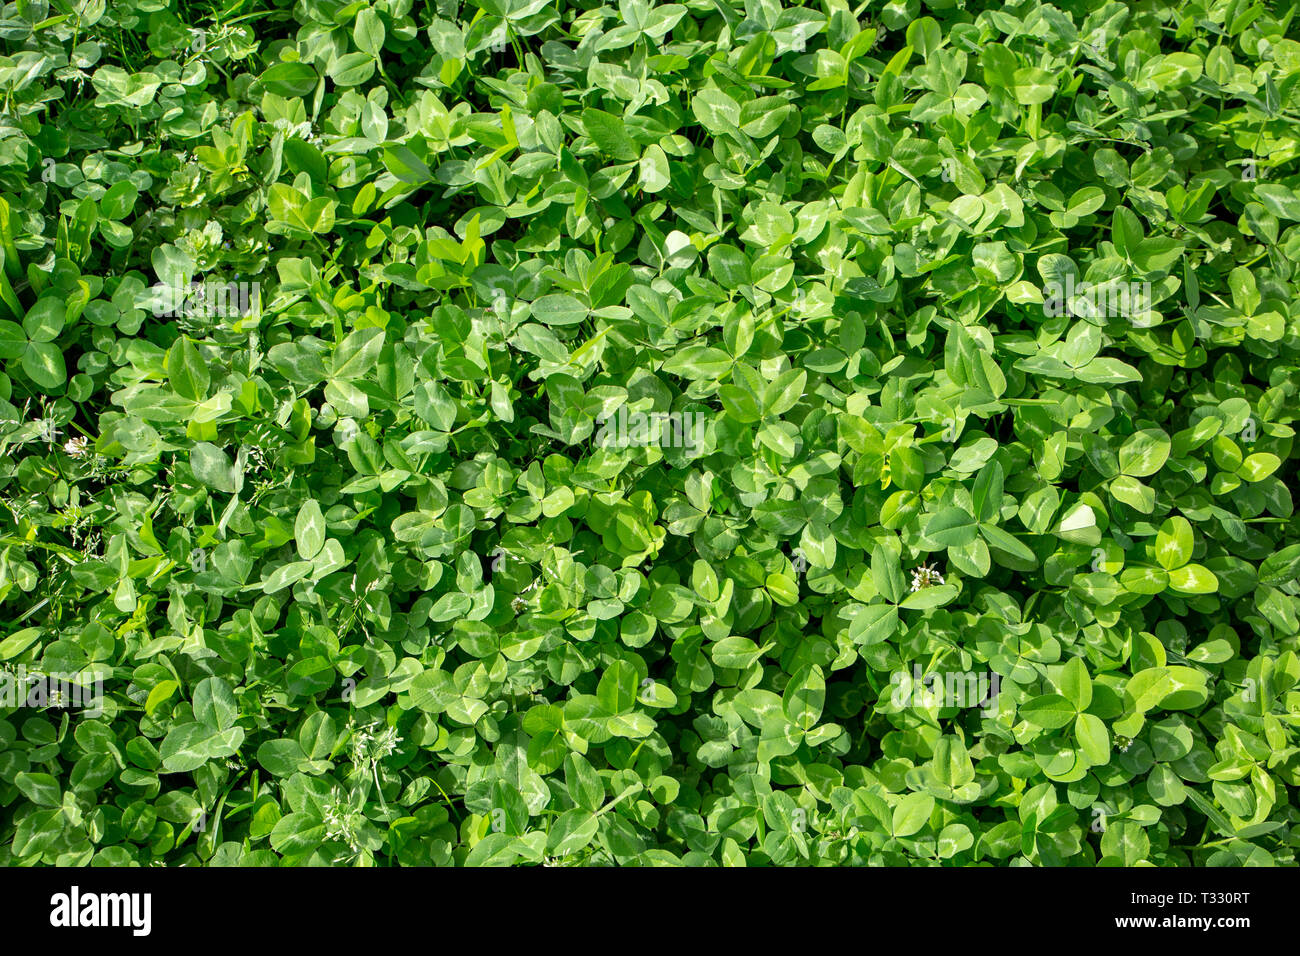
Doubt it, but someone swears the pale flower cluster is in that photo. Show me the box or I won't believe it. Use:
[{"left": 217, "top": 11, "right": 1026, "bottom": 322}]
[{"left": 910, "top": 562, "right": 945, "bottom": 592}]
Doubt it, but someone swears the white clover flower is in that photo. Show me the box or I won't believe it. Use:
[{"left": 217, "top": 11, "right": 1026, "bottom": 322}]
[
  {"left": 910, "top": 562, "right": 945, "bottom": 592},
  {"left": 63, "top": 435, "right": 89, "bottom": 458}
]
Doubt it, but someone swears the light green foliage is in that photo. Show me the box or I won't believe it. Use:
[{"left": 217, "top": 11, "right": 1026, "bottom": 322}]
[{"left": 0, "top": 0, "right": 1297, "bottom": 868}]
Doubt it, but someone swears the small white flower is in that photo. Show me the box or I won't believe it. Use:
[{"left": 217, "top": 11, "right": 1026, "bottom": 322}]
[
  {"left": 909, "top": 562, "right": 945, "bottom": 592},
  {"left": 322, "top": 799, "right": 363, "bottom": 852},
  {"left": 64, "top": 436, "right": 89, "bottom": 458},
  {"left": 351, "top": 722, "right": 400, "bottom": 764}
]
